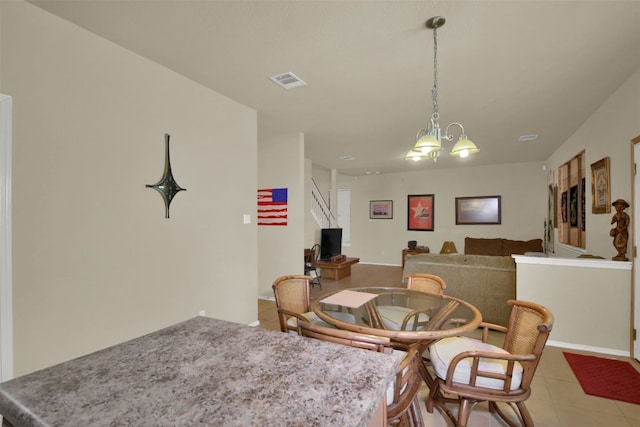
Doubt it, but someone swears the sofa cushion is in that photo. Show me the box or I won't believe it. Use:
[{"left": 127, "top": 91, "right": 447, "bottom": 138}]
[
  {"left": 502, "top": 238, "right": 543, "bottom": 255},
  {"left": 464, "top": 237, "right": 503, "bottom": 256},
  {"left": 464, "top": 237, "right": 544, "bottom": 256}
]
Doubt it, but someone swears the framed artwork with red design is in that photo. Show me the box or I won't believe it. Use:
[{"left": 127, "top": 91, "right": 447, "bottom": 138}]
[{"left": 407, "top": 194, "right": 434, "bottom": 231}]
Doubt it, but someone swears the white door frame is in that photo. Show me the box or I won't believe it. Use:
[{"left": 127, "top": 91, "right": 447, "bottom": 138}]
[
  {"left": 0, "top": 94, "right": 13, "bottom": 381},
  {"left": 337, "top": 189, "right": 351, "bottom": 246}
]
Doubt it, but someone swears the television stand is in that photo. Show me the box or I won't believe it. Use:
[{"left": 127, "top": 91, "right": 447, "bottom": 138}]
[{"left": 315, "top": 257, "right": 360, "bottom": 280}]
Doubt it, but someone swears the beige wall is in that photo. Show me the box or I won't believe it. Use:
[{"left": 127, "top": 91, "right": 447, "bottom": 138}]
[
  {"left": 304, "top": 158, "right": 318, "bottom": 247},
  {"left": 258, "top": 132, "right": 305, "bottom": 297},
  {"left": 515, "top": 256, "right": 631, "bottom": 355},
  {"left": 307, "top": 163, "right": 333, "bottom": 247},
  {"left": 311, "top": 164, "right": 332, "bottom": 206},
  {"left": 336, "top": 162, "right": 546, "bottom": 265},
  {"left": 546, "top": 67, "right": 640, "bottom": 259},
  {"left": 2, "top": 1, "right": 257, "bottom": 375}
]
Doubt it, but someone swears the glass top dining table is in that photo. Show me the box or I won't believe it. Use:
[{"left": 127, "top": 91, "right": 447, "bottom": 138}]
[{"left": 312, "top": 287, "right": 482, "bottom": 345}]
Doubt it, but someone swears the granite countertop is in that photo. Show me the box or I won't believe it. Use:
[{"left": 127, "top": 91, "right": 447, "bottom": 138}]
[{"left": 0, "top": 316, "right": 397, "bottom": 427}]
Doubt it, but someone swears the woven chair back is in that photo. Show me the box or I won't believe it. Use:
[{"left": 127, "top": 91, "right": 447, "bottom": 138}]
[
  {"left": 503, "top": 300, "right": 554, "bottom": 389},
  {"left": 272, "top": 275, "right": 311, "bottom": 315},
  {"left": 405, "top": 273, "right": 447, "bottom": 294}
]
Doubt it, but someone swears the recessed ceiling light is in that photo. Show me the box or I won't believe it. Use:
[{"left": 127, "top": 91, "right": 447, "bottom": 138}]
[
  {"left": 269, "top": 72, "right": 307, "bottom": 89},
  {"left": 340, "top": 155, "right": 355, "bottom": 161},
  {"left": 519, "top": 134, "right": 538, "bottom": 142}
]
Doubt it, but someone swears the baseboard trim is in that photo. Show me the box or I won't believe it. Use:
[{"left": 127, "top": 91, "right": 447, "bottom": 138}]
[
  {"left": 359, "top": 261, "right": 402, "bottom": 267},
  {"left": 547, "top": 339, "right": 630, "bottom": 357}
]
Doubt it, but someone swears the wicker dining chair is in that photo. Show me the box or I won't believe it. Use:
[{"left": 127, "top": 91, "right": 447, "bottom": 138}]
[
  {"left": 271, "top": 275, "right": 354, "bottom": 334},
  {"left": 377, "top": 274, "right": 446, "bottom": 332},
  {"left": 405, "top": 273, "right": 447, "bottom": 294},
  {"left": 426, "top": 299, "right": 554, "bottom": 427},
  {"left": 304, "top": 243, "right": 322, "bottom": 289},
  {"left": 298, "top": 321, "right": 424, "bottom": 427}
]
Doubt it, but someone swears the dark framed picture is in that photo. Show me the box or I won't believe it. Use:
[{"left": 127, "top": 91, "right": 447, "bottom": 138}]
[
  {"left": 369, "top": 200, "right": 393, "bottom": 219},
  {"left": 570, "top": 185, "right": 578, "bottom": 227},
  {"left": 407, "top": 194, "right": 434, "bottom": 231},
  {"left": 455, "top": 195, "right": 501, "bottom": 225},
  {"left": 553, "top": 185, "right": 558, "bottom": 228},
  {"left": 581, "top": 177, "right": 586, "bottom": 231},
  {"left": 591, "top": 157, "right": 611, "bottom": 214}
]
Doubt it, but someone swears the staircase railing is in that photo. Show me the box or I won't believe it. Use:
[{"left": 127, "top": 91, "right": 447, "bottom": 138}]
[{"left": 311, "top": 179, "right": 338, "bottom": 228}]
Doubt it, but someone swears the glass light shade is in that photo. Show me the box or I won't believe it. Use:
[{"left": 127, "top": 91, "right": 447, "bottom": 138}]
[
  {"left": 450, "top": 135, "right": 479, "bottom": 158},
  {"left": 412, "top": 133, "right": 441, "bottom": 154},
  {"left": 439, "top": 241, "right": 458, "bottom": 254},
  {"left": 405, "top": 149, "right": 429, "bottom": 161}
]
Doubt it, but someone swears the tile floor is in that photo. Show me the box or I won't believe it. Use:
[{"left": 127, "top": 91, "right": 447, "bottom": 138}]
[{"left": 259, "top": 264, "right": 640, "bottom": 426}]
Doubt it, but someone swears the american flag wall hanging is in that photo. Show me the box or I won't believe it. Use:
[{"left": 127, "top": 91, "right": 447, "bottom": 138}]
[{"left": 257, "top": 188, "right": 288, "bottom": 226}]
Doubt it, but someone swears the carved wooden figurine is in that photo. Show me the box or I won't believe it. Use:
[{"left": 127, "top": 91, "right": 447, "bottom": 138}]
[{"left": 610, "top": 199, "right": 630, "bottom": 261}]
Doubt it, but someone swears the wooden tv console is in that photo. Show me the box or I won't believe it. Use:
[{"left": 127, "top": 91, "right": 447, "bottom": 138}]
[{"left": 315, "top": 257, "right": 360, "bottom": 281}]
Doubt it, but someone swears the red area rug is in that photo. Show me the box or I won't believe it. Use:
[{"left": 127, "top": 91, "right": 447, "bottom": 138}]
[{"left": 563, "top": 352, "right": 640, "bottom": 405}]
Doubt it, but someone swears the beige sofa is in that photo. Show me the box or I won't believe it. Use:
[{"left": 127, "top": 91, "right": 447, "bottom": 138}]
[
  {"left": 463, "top": 237, "right": 543, "bottom": 256},
  {"left": 402, "top": 237, "right": 543, "bottom": 325},
  {"left": 402, "top": 253, "right": 516, "bottom": 325}
]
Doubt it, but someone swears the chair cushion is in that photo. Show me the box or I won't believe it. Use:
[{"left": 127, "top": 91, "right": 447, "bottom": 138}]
[
  {"left": 377, "top": 306, "right": 429, "bottom": 331},
  {"left": 430, "top": 336, "right": 523, "bottom": 390},
  {"left": 286, "top": 311, "right": 356, "bottom": 334}
]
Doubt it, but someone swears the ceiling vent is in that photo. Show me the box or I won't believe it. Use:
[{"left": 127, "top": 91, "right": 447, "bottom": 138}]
[
  {"left": 518, "top": 134, "right": 539, "bottom": 142},
  {"left": 269, "top": 72, "right": 307, "bottom": 89}
]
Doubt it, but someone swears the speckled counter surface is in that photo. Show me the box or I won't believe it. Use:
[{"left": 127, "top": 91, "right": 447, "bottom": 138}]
[{"left": 0, "top": 316, "right": 397, "bottom": 427}]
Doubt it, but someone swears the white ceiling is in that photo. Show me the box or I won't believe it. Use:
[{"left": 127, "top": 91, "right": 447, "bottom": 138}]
[{"left": 28, "top": 0, "right": 640, "bottom": 175}]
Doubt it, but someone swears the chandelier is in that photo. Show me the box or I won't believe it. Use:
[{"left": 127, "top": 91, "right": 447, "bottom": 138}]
[{"left": 407, "top": 16, "right": 479, "bottom": 162}]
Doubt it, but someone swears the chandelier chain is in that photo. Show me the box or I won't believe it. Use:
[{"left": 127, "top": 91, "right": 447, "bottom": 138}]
[
  {"left": 431, "top": 25, "right": 439, "bottom": 115},
  {"left": 407, "top": 16, "right": 478, "bottom": 162}
]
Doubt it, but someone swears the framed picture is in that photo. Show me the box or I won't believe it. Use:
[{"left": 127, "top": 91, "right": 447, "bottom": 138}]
[
  {"left": 369, "top": 200, "right": 393, "bottom": 219},
  {"left": 570, "top": 185, "right": 578, "bottom": 226},
  {"left": 407, "top": 194, "right": 434, "bottom": 231},
  {"left": 591, "top": 157, "right": 611, "bottom": 214},
  {"left": 581, "top": 177, "right": 586, "bottom": 231},
  {"left": 553, "top": 185, "right": 558, "bottom": 228},
  {"left": 546, "top": 183, "right": 555, "bottom": 253},
  {"left": 455, "top": 195, "right": 501, "bottom": 225}
]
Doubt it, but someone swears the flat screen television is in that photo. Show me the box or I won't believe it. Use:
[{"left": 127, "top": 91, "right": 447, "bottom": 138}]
[{"left": 320, "top": 228, "right": 342, "bottom": 261}]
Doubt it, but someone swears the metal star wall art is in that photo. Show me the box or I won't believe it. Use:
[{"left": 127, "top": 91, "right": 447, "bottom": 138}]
[{"left": 146, "top": 133, "right": 186, "bottom": 218}]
